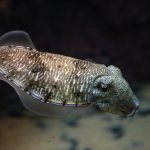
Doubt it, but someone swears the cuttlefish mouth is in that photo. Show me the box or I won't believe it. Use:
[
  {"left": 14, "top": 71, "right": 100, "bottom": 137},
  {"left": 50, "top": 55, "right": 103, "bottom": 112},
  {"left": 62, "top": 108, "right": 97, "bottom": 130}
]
[
  {"left": 98, "top": 97, "right": 140, "bottom": 117},
  {"left": 119, "top": 106, "right": 137, "bottom": 117},
  {"left": 121, "top": 97, "right": 140, "bottom": 117},
  {"left": 127, "top": 109, "right": 136, "bottom": 117}
]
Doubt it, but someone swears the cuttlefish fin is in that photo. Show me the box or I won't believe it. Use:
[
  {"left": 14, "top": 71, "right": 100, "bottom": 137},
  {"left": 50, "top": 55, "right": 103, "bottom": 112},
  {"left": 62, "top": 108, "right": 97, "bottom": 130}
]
[
  {"left": 85, "top": 58, "right": 95, "bottom": 63},
  {"left": 17, "top": 90, "right": 93, "bottom": 117},
  {"left": 0, "top": 74, "right": 93, "bottom": 117},
  {"left": 0, "top": 30, "right": 35, "bottom": 49}
]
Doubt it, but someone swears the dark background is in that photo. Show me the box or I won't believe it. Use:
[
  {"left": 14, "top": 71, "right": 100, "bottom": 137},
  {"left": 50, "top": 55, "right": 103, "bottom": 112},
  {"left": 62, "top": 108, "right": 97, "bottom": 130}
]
[
  {"left": 0, "top": 1, "right": 150, "bottom": 150},
  {"left": 0, "top": 0, "right": 150, "bottom": 83}
]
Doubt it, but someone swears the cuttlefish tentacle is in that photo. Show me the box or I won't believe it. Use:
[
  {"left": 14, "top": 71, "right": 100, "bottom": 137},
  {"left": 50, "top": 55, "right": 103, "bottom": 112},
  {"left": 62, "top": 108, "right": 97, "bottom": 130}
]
[{"left": 0, "top": 31, "right": 140, "bottom": 117}]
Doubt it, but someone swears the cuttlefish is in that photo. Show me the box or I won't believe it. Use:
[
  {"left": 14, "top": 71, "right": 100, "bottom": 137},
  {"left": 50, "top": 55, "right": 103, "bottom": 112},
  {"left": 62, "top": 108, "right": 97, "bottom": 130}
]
[{"left": 0, "top": 31, "right": 140, "bottom": 117}]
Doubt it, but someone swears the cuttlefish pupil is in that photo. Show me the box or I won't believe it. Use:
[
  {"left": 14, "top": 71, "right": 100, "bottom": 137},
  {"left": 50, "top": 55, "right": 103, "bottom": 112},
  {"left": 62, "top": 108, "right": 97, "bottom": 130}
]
[{"left": 0, "top": 31, "right": 140, "bottom": 117}]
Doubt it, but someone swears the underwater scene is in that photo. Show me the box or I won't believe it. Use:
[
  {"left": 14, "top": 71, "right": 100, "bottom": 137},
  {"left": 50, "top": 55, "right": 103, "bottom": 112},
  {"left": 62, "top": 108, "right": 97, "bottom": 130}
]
[{"left": 0, "top": 1, "right": 150, "bottom": 150}]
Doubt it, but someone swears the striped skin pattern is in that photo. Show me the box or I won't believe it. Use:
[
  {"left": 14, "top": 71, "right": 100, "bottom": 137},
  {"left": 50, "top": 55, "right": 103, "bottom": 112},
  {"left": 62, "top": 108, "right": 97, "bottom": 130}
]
[{"left": 0, "top": 45, "right": 111, "bottom": 107}]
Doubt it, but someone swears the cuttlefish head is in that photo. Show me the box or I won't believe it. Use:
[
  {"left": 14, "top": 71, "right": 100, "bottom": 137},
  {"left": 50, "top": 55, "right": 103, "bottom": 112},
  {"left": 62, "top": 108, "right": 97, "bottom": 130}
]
[{"left": 93, "top": 65, "right": 140, "bottom": 117}]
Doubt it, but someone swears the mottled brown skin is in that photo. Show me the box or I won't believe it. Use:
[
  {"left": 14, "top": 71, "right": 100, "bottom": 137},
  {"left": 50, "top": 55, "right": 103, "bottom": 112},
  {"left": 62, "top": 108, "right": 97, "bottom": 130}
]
[{"left": 0, "top": 45, "right": 140, "bottom": 117}]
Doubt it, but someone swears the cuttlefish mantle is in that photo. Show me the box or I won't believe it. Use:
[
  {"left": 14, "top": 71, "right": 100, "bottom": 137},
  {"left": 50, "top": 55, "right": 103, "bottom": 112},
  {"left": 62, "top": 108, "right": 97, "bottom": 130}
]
[{"left": 0, "top": 31, "right": 140, "bottom": 117}]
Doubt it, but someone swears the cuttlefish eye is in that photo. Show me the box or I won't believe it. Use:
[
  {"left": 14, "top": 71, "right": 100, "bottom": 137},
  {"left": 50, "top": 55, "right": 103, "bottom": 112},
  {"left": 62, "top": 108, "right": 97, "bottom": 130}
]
[
  {"left": 97, "top": 82, "right": 109, "bottom": 92},
  {"left": 94, "top": 76, "right": 113, "bottom": 93}
]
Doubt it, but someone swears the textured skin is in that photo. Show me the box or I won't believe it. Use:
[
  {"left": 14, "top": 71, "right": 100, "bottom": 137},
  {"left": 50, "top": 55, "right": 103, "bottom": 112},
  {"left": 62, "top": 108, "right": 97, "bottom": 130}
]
[
  {"left": 0, "top": 45, "right": 111, "bottom": 106},
  {"left": 0, "top": 45, "right": 140, "bottom": 116}
]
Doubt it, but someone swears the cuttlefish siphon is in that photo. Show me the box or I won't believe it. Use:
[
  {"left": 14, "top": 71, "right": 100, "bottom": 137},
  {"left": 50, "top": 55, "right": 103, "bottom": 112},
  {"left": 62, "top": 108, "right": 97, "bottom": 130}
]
[{"left": 0, "top": 31, "right": 140, "bottom": 117}]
